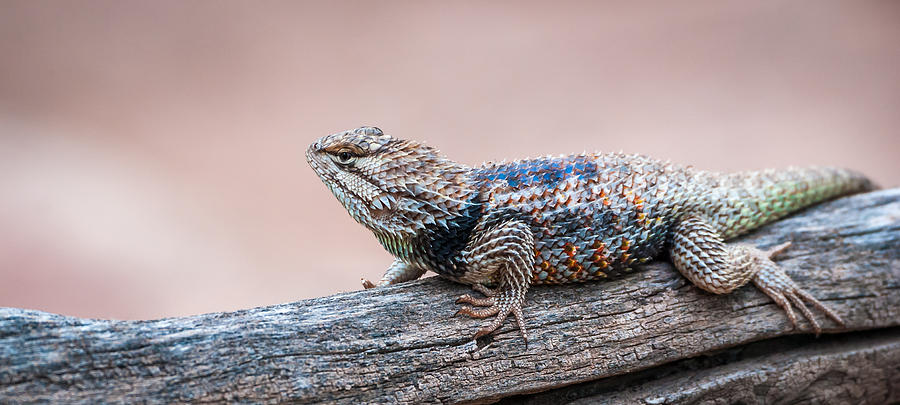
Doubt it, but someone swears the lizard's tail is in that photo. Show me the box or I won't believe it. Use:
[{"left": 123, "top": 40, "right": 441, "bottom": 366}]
[{"left": 713, "top": 166, "right": 874, "bottom": 239}]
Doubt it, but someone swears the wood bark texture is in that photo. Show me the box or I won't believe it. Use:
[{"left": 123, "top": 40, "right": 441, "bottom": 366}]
[{"left": 1, "top": 189, "right": 899, "bottom": 404}]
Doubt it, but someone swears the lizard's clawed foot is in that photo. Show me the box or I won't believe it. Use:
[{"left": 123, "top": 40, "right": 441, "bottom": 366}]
[
  {"left": 469, "top": 305, "right": 527, "bottom": 346},
  {"left": 671, "top": 217, "right": 844, "bottom": 336},
  {"left": 454, "top": 285, "right": 529, "bottom": 346},
  {"left": 751, "top": 245, "right": 844, "bottom": 335},
  {"left": 361, "top": 278, "right": 377, "bottom": 289}
]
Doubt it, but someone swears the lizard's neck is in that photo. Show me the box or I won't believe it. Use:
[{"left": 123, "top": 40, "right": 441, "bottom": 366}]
[{"left": 366, "top": 159, "right": 484, "bottom": 270}]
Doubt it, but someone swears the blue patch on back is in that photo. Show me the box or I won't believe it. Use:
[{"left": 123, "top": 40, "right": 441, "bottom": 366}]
[
  {"left": 578, "top": 161, "right": 598, "bottom": 180},
  {"left": 473, "top": 156, "right": 598, "bottom": 189}
]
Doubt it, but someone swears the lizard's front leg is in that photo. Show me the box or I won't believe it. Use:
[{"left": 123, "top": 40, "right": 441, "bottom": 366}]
[
  {"left": 669, "top": 215, "right": 844, "bottom": 334},
  {"left": 362, "top": 259, "right": 427, "bottom": 289},
  {"left": 454, "top": 219, "right": 535, "bottom": 343}
]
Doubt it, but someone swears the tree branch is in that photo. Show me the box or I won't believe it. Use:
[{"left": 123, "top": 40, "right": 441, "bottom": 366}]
[{"left": 1, "top": 189, "right": 899, "bottom": 404}]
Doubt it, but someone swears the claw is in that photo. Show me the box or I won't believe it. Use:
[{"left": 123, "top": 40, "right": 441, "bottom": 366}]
[{"left": 361, "top": 278, "right": 376, "bottom": 289}]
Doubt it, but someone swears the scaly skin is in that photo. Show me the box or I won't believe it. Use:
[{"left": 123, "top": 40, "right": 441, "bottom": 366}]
[{"left": 307, "top": 127, "right": 872, "bottom": 344}]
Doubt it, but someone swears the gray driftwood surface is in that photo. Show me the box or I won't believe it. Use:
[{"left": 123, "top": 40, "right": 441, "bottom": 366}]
[{"left": 1, "top": 189, "right": 899, "bottom": 404}]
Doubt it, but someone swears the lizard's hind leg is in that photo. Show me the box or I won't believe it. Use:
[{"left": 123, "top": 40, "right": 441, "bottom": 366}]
[
  {"left": 668, "top": 216, "right": 844, "bottom": 334},
  {"left": 454, "top": 219, "right": 535, "bottom": 344}
]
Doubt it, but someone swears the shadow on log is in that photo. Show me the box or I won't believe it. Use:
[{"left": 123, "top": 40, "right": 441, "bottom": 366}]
[{"left": 1, "top": 189, "right": 899, "bottom": 404}]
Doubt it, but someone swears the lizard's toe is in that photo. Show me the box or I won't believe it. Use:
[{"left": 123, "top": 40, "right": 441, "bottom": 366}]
[
  {"left": 468, "top": 304, "right": 529, "bottom": 345},
  {"left": 512, "top": 307, "right": 529, "bottom": 346},
  {"left": 764, "top": 241, "right": 793, "bottom": 259},
  {"left": 795, "top": 288, "right": 844, "bottom": 327},
  {"left": 786, "top": 291, "right": 821, "bottom": 335},
  {"left": 455, "top": 305, "right": 499, "bottom": 319},
  {"left": 472, "top": 306, "right": 508, "bottom": 339},
  {"left": 456, "top": 294, "right": 495, "bottom": 306},
  {"left": 472, "top": 284, "right": 499, "bottom": 297},
  {"left": 459, "top": 289, "right": 529, "bottom": 345}
]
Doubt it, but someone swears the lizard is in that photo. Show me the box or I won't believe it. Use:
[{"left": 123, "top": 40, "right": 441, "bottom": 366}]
[{"left": 306, "top": 126, "right": 873, "bottom": 344}]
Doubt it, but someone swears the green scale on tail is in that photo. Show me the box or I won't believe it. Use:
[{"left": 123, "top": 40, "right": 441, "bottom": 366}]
[{"left": 689, "top": 167, "right": 871, "bottom": 239}]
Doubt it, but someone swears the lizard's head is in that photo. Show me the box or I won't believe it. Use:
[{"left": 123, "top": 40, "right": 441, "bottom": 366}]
[{"left": 307, "top": 127, "right": 477, "bottom": 245}]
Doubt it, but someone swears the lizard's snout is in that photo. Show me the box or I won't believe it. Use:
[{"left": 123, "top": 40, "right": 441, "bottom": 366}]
[{"left": 305, "top": 141, "right": 322, "bottom": 167}]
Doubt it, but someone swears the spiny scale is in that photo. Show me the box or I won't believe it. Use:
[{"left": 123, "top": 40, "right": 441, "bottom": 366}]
[
  {"left": 472, "top": 152, "right": 682, "bottom": 284},
  {"left": 472, "top": 157, "right": 870, "bottom": 285},
  {"left": 307, "top": 127, "right": 872, "bottom": 342}
]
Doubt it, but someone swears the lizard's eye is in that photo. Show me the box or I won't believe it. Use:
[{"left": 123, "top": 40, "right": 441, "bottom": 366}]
[{"left": 334, "top": 150, "right": 357, "bottom": 165}]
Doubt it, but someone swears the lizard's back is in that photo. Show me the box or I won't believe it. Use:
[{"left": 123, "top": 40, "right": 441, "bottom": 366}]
[
  {"left": 471, "top": 153, "right": 871, "bottom": 285},
  {"left": 472, "top": 153, "right": 693, "bottom": 284}
]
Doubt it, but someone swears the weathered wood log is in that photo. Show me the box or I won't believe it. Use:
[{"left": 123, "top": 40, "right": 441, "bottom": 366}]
[
  {"left": 504, "top": 328, "right": 900, "bottom": 404},
  {"left": 1, "top": 189, "right": 898, "bottom": 404}
]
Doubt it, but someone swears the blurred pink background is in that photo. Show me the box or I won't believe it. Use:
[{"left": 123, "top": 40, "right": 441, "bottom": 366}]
[{"left": 1, "top": 1, "right": 898, "bottom": 320}]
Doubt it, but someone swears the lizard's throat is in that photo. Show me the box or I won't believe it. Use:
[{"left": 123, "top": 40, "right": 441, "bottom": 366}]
[
  {"left": 374, "top": 231, "right": 413, "bottom": 261},
  {"left": 372, "top": 200, "right": 484, "bottom": 275}
]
